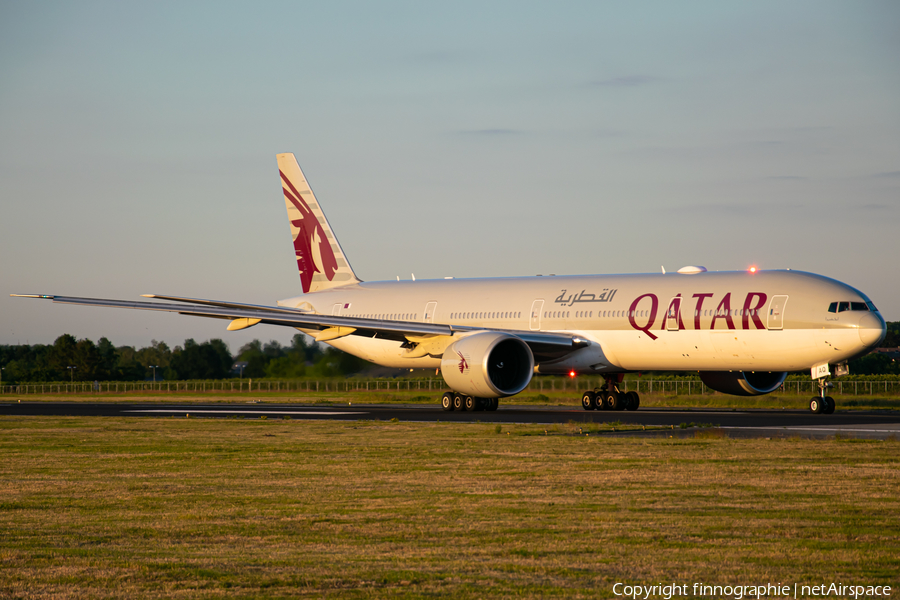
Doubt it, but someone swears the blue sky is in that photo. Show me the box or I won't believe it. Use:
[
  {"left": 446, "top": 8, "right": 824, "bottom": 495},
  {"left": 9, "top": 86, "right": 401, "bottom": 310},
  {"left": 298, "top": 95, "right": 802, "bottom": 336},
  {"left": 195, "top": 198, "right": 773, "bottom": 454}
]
[{"left": 1, "top": 1, "right": 898, "bottom": 350}]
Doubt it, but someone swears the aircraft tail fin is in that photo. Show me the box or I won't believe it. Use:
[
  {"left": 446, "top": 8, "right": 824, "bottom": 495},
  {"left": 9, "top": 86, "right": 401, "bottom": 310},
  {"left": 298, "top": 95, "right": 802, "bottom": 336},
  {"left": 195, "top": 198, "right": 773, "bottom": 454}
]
[{"left": 277, "top": 153, "right": 361, "bottom": 294}]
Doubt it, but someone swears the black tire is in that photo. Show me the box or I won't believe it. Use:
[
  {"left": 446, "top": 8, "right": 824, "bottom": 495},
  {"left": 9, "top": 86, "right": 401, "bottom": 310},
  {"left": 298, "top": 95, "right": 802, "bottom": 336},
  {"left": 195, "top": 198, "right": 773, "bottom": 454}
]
[
  {"left": 464, "top": 396, "right": 478, "bottom": 412},
  {"left": 594, "top": 391, "right": 607, "bottom": 410},
  {"left": 488, "top": 398, "right": 499, "bottom": 411},
  {"left": 582, "top": 391, "right": 595, "bottom": 411},
  {"left": 441, "top": 392, "right": 454, "bottom": 412},
  {"left": 810, "top": 397, "right": 822, "bottom": 414},
  {"left": 453, "top": 394, "right": 464, "bottom": 411},
  {"left": 823, "top": 396, "right": 835, "bottom": 414},
  {"left": 606, "top": 391, "right": 621, "bottom": 411},
  {"left": 625, "top": 391, "right": 640, "bottom": 411}
]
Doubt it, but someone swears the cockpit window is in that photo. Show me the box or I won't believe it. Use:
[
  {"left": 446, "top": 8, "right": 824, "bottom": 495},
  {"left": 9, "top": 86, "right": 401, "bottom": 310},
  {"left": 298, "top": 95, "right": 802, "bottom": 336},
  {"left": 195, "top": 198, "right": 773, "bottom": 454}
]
[{"left": 828, "top": 301, "right": 872, "bottom": 313}]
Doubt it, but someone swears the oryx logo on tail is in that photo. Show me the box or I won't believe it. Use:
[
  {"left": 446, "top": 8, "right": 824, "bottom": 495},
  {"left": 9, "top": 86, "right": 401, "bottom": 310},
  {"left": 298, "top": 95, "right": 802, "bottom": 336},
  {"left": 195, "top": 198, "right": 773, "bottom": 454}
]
[
  {"left": 276, "top": 153, "right": 360, "bottom": 294},
  {"left": 281, "top": 170, "right": 338, "bottom": 293}
]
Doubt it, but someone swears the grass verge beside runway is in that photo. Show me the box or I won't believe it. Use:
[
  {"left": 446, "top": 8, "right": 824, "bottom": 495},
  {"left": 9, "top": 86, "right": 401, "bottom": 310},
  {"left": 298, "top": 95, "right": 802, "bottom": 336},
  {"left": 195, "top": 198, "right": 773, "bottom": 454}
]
[{"left": 1, "top": 417, "right": 898, "bottom": 598}]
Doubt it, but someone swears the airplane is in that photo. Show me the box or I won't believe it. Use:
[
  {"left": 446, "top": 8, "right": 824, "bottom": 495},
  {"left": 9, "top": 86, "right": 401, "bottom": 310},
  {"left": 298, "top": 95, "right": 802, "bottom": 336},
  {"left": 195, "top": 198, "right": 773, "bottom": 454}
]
[{"left": 14, "top": 153, "right": 887, "bottom": 414}]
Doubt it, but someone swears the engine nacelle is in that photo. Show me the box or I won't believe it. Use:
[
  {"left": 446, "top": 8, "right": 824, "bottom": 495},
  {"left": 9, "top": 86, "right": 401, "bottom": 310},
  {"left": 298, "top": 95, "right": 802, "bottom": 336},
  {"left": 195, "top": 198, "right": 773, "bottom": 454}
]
[
  {"left": 699, "top": 371, "right": 788, "bottom": 396},
  {"left": 440, "top": 332, "right": 534, "bottom": 398}
]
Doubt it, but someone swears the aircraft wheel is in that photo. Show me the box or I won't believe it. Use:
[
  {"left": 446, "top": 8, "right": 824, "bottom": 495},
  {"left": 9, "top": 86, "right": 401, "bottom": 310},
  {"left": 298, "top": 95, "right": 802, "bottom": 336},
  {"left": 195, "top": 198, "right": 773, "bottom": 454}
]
[
  {"left": 453, "top": 394, "right": 464, "bottom": 411},
  {"left": 823, "top": 396, "right": 836, "bottom": 414},
  {"left": 592, "top": 392, "right": 605, "bottom": 411},
  {"left": 809, "top": 397, "right": 823, "bottom": 414},
  {"left": 581, "top": 391, "right": 596, "bottom": 411},
  {"left": 625, "top": 391, "right": 640, "bottom": 411},
  {"left": 441, "top": 392, "right": 455, "bottom": 412},
  {"left": 487, "top": 398, "right": 499, "bottom": 411},
  {"left": 606, "top": 391, "right": 621, "bottom": 411},
  {"left": 464, "top": 395, "right": 478, "bottom": 412}
]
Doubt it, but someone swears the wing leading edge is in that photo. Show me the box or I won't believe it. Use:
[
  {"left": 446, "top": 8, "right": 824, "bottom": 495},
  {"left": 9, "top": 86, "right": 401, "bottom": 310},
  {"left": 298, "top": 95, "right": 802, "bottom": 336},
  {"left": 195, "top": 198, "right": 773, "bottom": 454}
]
[{"left": 11, "top": 294, "right": 589, "bottom": 361}]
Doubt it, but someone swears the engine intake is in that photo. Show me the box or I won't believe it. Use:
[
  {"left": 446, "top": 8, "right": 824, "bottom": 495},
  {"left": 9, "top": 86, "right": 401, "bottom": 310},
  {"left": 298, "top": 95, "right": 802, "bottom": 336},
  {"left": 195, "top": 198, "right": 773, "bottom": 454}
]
[
  {"left": 699, "top": 371, "right": 788, "bottom": 396},
  {"left": 440, "top": 332, "right": 534, "bottom": 398}
]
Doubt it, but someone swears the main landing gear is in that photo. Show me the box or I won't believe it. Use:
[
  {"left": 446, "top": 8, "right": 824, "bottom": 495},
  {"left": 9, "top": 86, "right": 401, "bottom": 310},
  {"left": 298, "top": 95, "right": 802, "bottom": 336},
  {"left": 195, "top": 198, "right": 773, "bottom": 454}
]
[
  {"left": 810, "top": 378, "right": 836, "bottom": 414},
  {"left": 441, "top": 392, "right": 499, "bottom": 412},
  {"left": 581, "top": 376, "right": 640, "bottom": 411}
]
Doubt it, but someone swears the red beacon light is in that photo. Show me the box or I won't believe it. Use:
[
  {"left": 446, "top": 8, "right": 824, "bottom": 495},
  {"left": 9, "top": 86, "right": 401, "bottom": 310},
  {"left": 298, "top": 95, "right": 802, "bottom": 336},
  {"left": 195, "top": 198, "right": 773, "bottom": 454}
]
[{"left": 568, "top": 370, "right": 577, "bottom": 378}]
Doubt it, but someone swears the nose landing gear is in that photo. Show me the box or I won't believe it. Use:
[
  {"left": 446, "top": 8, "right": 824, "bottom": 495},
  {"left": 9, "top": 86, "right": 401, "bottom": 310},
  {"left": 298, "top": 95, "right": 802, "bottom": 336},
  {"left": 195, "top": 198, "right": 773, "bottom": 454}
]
[{"left": 810, "top": 378, "right": 836, "bottom": 414}]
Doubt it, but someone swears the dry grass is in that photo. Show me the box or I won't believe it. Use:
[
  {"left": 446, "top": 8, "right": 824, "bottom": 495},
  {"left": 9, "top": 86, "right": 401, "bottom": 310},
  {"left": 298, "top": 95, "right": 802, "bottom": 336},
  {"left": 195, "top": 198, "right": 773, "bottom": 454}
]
[{"left": 1, "top": 417, "right": 898, "bottom": 598}]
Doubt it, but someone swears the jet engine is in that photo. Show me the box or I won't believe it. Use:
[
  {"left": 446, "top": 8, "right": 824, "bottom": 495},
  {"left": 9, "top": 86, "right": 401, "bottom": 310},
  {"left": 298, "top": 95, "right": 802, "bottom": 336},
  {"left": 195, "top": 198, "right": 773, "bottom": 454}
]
[
  {"left": 699, "top": 371, "right": 788, "bottom": 396},
  {"left": 440, "top": 332, "right": 534, "bottom": 398}
]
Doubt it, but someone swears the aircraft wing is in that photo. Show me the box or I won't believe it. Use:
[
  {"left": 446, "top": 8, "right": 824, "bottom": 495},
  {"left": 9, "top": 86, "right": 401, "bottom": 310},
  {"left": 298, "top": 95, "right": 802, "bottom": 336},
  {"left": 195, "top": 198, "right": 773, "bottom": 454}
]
[{"left": 12, "top": 294, "right": 589, "bottom": 361}]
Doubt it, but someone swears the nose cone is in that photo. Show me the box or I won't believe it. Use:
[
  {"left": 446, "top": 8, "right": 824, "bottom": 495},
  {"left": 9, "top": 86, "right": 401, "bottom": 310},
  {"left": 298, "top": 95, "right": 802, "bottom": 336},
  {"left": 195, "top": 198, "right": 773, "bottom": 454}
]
[{"left": 858, "top": 312, "right": 886, "bottom": 348}]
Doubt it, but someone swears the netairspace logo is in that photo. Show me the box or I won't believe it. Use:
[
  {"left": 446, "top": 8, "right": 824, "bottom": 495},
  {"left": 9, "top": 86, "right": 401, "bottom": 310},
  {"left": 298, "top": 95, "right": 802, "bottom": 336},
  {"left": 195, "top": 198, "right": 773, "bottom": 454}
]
[{"left": 612, "top": 582, "right": 893, "bottom": 600}]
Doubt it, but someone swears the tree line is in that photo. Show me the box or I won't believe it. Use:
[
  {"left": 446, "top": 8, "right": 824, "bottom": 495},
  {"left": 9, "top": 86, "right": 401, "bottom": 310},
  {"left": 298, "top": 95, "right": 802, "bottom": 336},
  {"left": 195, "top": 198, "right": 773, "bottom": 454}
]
[
  {"left": 0, "top": 334, "right": 372, "bottom": 384},
  {"left": 1, "top": 322, "right": 897, "bottom": 384}
]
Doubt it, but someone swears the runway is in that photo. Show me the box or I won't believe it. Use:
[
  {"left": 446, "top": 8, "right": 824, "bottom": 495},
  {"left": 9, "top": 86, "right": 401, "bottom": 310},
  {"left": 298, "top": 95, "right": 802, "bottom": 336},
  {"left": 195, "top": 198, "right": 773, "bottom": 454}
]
[{"left": 2, "top": 401, "right": 899, "bottom": 439}]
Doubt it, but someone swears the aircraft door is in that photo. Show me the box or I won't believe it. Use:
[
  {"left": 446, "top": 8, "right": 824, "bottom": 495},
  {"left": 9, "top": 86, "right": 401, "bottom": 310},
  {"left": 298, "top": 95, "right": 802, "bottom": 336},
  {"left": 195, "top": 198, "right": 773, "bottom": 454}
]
[
  {"left": 665, "top": 296, "right": 682, "bottom": 331},
  {"left": 767, "top": 295, "right": 788, "bottom": 330},
  {"left": 424, "top": 301, "right": 437, "bottom": 323},
  {"left": 530, "top": 299, "right": 544, "bottom": 331},
  {"left": 332, "top": 303, "right": 343, "bottom": 316}
]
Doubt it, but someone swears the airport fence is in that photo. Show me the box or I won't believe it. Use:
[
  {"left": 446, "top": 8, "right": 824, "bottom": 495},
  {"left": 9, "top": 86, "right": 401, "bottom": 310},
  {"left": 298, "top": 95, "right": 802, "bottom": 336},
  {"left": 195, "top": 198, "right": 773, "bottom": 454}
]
[{"left": 1, "top": 378, "right": 899, "bottom": 396}]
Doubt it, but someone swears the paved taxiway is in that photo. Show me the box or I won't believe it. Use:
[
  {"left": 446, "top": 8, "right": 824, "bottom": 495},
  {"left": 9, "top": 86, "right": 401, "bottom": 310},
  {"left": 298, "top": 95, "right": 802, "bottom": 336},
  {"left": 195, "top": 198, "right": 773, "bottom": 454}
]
[{"left": 2, "top": 402, "right": 899, "bottom": 439}]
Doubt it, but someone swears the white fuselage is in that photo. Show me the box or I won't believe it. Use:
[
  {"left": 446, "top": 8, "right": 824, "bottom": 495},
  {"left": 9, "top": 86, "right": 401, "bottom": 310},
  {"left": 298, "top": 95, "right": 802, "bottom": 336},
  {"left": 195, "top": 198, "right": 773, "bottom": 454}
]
[{"left": 279, "top": 269, "right": 885, "bottom": 375}]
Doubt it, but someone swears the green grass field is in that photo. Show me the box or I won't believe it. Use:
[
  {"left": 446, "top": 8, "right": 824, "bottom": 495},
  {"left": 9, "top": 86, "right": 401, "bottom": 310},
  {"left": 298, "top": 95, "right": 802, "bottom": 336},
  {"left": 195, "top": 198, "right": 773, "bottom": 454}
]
[{"left": 1, "top": 417, "right": 898, "bottom": 598}]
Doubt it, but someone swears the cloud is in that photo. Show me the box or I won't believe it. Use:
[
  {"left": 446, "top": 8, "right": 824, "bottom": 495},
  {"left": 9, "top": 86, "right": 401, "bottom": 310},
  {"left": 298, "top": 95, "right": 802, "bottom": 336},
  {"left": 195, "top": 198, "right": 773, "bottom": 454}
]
[
  {"left": 665, "top": 200, "right": 805, "bottom": 217},
  {"left": 406, "top": 50, "right": 464, "bottom": 66},
  {"left": 589, "top": 75, "right": 657, "bottom": 87},
  {"left": 765, "top": 175, "right": 807, "bottom": 181},
  {"left": 871, "top": 170, "right": 900, "bottom": 178},
  {"left": 593, "top": 128, "right": 626, "bottom": 138},
  {"left": 457, "top": 128, "right": 520, "bottom": 136}
]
